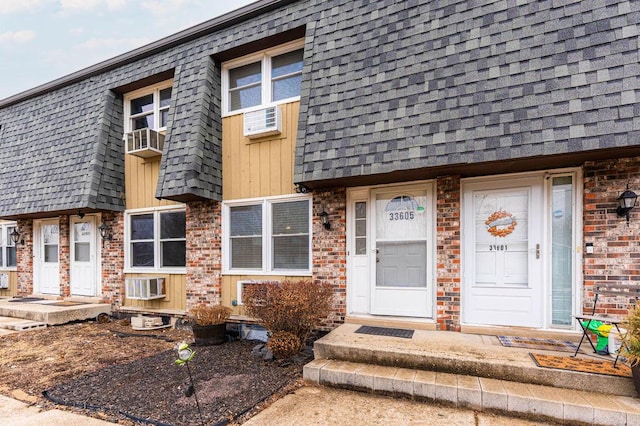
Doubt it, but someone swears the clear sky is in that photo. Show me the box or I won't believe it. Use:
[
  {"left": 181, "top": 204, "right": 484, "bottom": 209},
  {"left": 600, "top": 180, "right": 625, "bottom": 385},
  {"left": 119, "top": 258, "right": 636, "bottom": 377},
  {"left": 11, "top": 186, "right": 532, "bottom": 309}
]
[{"left": 0, "top": 0, "right": 257, "bottom": 100}]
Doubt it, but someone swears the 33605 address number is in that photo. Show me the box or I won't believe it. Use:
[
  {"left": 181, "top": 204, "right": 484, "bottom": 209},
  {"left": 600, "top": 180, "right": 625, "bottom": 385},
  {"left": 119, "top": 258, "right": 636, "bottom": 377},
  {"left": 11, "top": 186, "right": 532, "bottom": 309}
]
[{"left": 389, "top": 212, "right": 415, "bottom": 221}]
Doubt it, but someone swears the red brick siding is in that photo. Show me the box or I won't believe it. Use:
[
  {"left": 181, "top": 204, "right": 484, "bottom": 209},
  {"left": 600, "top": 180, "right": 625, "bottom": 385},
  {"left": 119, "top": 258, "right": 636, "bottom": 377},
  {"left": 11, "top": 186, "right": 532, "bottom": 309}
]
[
  {"left": 100, "top": 212, "right": 125, "bottom": 308},
  {"left": 15, "top": 219, "right": 33, "bottom": 296},
  {"left": 186, "top": 200, "right": 222, "bottom": 309},
  {"left": 59, "top": 216, "right": 70, "bottom": 297},
  {"left": 436, "top": 176, "right": 461, "bottom": 331},
  {"left": 312, "top": 189, "right": 347, "bottom": 328},
  {"left": 583, "top": 157, "right": 640, "bottom": 317}
]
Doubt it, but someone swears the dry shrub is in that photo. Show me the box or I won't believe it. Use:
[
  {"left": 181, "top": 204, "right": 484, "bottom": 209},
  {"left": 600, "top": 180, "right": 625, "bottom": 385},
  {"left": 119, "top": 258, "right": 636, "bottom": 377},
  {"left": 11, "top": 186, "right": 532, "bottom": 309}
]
[
  {"left": 243, "top": 279, "right": 333, "bottom": 349},
  {"left": 267, "top": 331, "right": 302, "bottom": 359},
  {"left": 189, "top": 304, "right": 232, "bottom": 326}
]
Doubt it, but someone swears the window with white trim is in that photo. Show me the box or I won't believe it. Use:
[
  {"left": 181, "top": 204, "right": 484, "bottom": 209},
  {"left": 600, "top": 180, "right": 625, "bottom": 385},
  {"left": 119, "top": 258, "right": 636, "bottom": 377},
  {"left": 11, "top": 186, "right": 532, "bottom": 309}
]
[
  {"left": 0, "top": 223, "right": 17, "bottom": 269},
  {"left": 222, "top": 40, "right": 304, "bottom": 115},
  {"left": 126, "top": 208, "right": 186, "bottom": 271},
  {"left": 223, "top": 196, "right": 311, "bottom": 274},
  {"left": 124, "top": 79, "right": 173, "bottom": 132}
]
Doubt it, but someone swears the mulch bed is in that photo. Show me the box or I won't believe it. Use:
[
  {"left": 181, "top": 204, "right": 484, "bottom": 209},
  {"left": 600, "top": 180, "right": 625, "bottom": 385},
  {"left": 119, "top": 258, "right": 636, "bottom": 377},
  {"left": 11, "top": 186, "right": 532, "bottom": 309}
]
[{"left": 44, "top": 339, "right": 308, "bottom": 426}]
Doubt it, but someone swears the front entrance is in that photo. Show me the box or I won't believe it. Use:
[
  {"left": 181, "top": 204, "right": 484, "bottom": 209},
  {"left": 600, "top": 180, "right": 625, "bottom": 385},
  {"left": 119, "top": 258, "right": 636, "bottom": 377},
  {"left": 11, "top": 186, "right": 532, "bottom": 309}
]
[
  {"left": 462, "top": 172, "right": 579, "bottom": 329},
  {"left": 34, "top": 219, "right": 60, "bottom": 295},
  {"left": 70, "top": 216, "right": 99, "bottom": 296},
  {"left": 347, "top": 183, "right": 434, "bottom": 318}
]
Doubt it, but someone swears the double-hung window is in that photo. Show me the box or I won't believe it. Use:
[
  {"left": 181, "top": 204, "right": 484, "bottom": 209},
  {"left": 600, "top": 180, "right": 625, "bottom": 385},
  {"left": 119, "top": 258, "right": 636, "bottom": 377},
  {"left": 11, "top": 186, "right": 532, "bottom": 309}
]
[
  {"left": 222, "top": 40, "right": 304, "bottom": 114},
  {"left": 124, "top": 79, "right": 173, "bottom": 132},
  {"left": 223, "top": 195, "right": 311, "bottom": 274},
  {"left": 0, "top": 223, "right": 17, "bottom": 269},
  {"left": 126, "top": 207, "right": 186, "bottom": 271}
]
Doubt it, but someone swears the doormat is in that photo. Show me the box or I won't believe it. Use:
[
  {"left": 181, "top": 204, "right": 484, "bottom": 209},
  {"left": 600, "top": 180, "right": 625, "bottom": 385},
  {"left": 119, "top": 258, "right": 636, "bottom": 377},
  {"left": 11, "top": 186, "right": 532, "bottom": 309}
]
[
  {"left": 47, "top": 301, "right": 87, "bottom": 307},
  {"left": 498, "top": 336, "right": 579, "bottom": 353},
  {"left": 529, "top": 353, "right": 631, "bottom": 378},
  {"left": 8, "top": 297, "right": 44, "bottom": 303},
  {"left": 355, "top": 325, "right": 414, "bottom": 339}
]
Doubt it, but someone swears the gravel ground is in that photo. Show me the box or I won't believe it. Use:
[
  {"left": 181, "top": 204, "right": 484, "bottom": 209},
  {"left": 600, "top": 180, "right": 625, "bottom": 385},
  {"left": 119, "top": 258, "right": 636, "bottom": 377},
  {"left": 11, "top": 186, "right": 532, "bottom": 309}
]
[{"left": 0, "top": 320, "right": 311, "bottom": 425}]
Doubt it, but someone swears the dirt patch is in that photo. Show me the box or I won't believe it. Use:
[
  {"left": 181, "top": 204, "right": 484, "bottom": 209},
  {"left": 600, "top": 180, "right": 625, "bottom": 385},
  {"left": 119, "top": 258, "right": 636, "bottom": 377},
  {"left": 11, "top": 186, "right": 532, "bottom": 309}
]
[{"left": 0, "top": 319, "right": 309, "bottom": 425}]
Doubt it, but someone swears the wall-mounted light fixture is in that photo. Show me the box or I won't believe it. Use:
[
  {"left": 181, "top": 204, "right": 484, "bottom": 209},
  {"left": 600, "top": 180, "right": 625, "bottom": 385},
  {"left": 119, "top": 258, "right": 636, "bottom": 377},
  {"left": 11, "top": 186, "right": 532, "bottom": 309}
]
[
  {"left": 10, "top": 228, "right": 23, "bottom": 245},
  {"left": 319, "top": 209, "right": 331, "bottom": 230},
  {"left": 77, "top": 210, "right": 85, "bottom": 219},
  {"left": 616, "top": 184, "right": 638, "bottom": 224},
  {"left": 98, "top": 222, "right": 113, "bottom": 241}
]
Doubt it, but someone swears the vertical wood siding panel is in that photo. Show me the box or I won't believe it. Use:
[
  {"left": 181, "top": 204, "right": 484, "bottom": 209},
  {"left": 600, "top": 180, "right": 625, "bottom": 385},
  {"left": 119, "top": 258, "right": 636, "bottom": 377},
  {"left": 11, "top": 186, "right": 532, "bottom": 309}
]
[{"left": 222, "top": 101, "right": 299, "bottom": 201}]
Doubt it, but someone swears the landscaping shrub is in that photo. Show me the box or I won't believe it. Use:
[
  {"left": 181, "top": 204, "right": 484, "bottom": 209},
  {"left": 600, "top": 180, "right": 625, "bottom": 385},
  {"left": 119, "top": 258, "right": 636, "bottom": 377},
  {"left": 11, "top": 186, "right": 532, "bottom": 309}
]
[
  {"left": 267, "top": 331, "right": 302, "bottom": 359},
  {"left": 242, "top": 279, "right": 334, "bottom": 351}
]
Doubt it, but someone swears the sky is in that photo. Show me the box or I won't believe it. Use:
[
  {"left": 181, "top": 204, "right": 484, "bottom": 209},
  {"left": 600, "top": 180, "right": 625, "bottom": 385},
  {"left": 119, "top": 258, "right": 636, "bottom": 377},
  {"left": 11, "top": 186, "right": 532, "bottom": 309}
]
[{"left": 0, "top": 0, "right": 257, "bottom": 100}]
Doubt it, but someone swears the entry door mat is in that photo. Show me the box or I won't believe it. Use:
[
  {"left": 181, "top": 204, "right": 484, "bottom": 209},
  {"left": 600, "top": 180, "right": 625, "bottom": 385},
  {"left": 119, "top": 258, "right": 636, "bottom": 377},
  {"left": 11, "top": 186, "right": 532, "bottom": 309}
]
[
  {"left": 8, "top": 297, "right": 44, "bottom": 303},
  {"left": 529, "top": 353, "right": 632, "bottom": 378},
  {"left": 355, "top": 325, "right": 414, "bottom": 339},
  {"left": 497, "top": 335, "right": 579, "bottom": 353}
]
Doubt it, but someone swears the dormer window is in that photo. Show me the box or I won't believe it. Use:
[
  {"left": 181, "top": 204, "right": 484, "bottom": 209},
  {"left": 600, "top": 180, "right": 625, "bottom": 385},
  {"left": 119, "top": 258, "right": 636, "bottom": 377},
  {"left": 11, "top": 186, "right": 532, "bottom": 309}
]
[
  {"left": 222, "top": 39, "right": 304, "bottom": 115},
  {"left": 124, "top": 79, "right": 173, "bottom": 132}
]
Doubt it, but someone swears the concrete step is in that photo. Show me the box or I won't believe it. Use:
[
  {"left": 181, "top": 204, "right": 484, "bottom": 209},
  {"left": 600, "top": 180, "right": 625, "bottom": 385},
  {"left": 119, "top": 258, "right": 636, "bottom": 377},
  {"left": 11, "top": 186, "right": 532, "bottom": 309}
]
[
  {"left": 0, "top": 298, "right": 110, "bottom": 325},
  {"left": 313, "top": 323, "right": 637, "bottom": 397},
  {"left": 0, "top": 316, "right": 47, "bottom": 332},
  {"left": 304, "top": 359, "right": 640, "bottom": 426}
]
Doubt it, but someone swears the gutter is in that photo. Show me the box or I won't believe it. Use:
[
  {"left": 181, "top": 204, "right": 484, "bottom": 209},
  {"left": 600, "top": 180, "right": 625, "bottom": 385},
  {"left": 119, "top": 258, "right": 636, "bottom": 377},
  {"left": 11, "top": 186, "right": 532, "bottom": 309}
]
[{"left": 0, "top": 0, "right": 300, "bottom": 109}]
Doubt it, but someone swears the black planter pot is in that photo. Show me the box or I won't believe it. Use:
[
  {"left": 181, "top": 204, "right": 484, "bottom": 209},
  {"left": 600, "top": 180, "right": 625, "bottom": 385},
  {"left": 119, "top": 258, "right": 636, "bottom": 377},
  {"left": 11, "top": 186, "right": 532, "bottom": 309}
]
[
  {"left": 632, "top": 364, "right": 640, "bottom": 396},
  {"left": 191, "top": 323, "right": 227, "bottom": 346}
]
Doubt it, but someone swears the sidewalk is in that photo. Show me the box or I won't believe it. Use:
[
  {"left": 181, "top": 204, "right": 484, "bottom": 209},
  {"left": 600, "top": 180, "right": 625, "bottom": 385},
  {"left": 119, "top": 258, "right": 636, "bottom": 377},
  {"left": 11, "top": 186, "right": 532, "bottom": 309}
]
[
  {"left": 0, "top": 394, "right": 113, "bottom": 426},
  {"left": 242, "top": 385, "right": 553, "bottom": 425}
]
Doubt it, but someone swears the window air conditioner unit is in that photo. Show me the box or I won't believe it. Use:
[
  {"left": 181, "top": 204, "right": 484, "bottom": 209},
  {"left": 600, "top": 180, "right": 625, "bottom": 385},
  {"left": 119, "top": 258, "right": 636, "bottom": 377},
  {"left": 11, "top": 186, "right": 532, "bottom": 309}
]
[
  {"left": 236, "top": 280, "right": 280, "bottom": 305},
  {"left": 0, "top": 273, "right": 8, "bottom": 289},
  {"left": 243, "top": 106, "right": 282, "bottom": 139},
  {"left": 125, "top": 277, "right": 166, "bottom": 300},
  {"left": 124, "top": 128, "right": 165, "bottom": 158}
]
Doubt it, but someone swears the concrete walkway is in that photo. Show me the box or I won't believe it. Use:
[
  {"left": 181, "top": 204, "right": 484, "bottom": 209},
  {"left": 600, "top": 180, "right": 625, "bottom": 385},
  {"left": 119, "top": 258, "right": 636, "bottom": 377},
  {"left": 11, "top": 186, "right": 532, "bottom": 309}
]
[
  {"left": 0, "top": 394, "right": 114, "bottom": 426},
  {"left": 243, "top": 385, "right": 557, "bottom": 425}
]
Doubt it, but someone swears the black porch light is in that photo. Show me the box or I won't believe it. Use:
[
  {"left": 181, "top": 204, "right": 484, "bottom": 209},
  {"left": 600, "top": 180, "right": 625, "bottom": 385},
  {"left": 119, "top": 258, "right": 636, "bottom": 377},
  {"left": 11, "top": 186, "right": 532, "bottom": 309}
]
[
  {"left": 616, "top": 184, "right": 638, "bottom": 224},
  {"left": 10, "top": 228, "right": 22, "bottom": 245},
  {"left": 98, "top": 221, "right": 113, "bottom": 241},
  {"left": 319, "top": 209, "right": 331, "bottom": 230}
]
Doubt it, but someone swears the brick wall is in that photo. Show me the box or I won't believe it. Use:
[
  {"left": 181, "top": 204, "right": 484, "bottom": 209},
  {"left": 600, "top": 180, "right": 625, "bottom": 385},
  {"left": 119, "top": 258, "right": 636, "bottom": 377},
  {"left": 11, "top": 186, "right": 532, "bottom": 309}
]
[
  {"left": 312, "top": 189, "right": 347, "bottom": 328},
  {"left": 59, "top": 216, "right": 70, "bottom": 297},
  {"left": 436, "top": 176, "right": 462, "bottom": 331},
  {"left": 15, "top": 219, "right": 33, "bottom": 295},
  {"left": 583, "top": 157, "right": 640, "bottom": 317},
  {"left": 186, "top": 200, "right": 222, "bottom": 309},
  {"left": 100, "top": 211, "right": 125, "bottom": 308}
]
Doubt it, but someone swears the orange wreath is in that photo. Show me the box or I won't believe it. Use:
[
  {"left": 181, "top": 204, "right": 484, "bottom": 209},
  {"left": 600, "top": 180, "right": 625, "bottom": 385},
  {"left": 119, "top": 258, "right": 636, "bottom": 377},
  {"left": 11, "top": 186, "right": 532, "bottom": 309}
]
[{"left": 485, "top": 210, "right": 517, "bottom": 238}]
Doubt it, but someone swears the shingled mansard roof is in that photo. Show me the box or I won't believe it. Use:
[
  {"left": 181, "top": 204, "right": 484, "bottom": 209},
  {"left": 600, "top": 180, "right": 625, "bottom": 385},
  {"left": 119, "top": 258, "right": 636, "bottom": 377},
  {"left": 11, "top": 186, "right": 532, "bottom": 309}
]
[
  {"left": 0, "top": 0, "right": 639, "bottom": 217},
  {"left": 294, "top": 0, "right": 640, "bottom": 188}
]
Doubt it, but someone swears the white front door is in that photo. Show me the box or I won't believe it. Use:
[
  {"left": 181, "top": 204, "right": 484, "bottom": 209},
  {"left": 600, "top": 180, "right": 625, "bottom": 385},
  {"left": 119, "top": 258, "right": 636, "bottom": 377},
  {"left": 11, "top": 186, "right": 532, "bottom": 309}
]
[
  {"left": 70, "top": 216, "right": 98, "bottom": 296},
  {"left": 370, "top": 185, "right": 433, "bottom": 317},
  {"left": 463, "top": 177, "right": 544, "bottom": 327},
  {"left": 34, "top": 219, "right": 60, "bottom": 295}
]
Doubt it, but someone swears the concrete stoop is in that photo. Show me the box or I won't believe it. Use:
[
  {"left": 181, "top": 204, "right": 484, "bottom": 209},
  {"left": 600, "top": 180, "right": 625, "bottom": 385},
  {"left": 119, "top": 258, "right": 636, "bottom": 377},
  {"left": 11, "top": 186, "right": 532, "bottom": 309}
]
[
  {"left": 303, "top": 324, "right": 640, "bottom": 426},
  {"left": 0, "top": 298, "right": 110, "bottom": 327},
  {"left": 304, "top": 359, "right": 640, "bottom": 425}
]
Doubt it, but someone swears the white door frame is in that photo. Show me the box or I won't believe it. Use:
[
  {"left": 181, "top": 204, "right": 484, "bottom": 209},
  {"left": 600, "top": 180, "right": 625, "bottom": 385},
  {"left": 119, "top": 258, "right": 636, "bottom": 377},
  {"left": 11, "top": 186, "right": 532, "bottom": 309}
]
[
  {"left": 461, "top": 169, "right": 582, "bottom": 330},
  {"left": 347, "top": 181, "right": 435, "bottom": 319},
  {"left": 70, "top": 214, "right": 101, "bottom": 297},
  {"left": 33, "top": 218, "right": 61, "bottom": 295}
]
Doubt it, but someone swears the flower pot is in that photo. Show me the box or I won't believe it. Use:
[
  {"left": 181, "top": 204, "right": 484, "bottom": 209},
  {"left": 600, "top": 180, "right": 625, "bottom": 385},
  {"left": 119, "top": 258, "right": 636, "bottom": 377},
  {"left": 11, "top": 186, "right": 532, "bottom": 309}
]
[
  {"left": 191, "top": 323, "right": 227, "bottom": 346},
  {"left": 631, "top": 364, "right": 640, "bottom": 397}
]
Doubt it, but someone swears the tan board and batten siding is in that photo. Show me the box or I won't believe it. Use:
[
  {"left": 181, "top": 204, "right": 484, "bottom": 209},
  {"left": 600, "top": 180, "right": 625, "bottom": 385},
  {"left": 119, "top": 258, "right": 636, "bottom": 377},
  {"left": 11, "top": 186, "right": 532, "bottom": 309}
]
[
  {"left": 0, "top": 272, "right": 18, "bottom": 297},
  {"left": 124, "top": 143, "right": 182, "bottom": 310},
  {"left": 222, "top": 101, "right": 301, "bottom": 315},
  {"left": 121, "top": 101, "right": 300, "bottom": 312}
]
